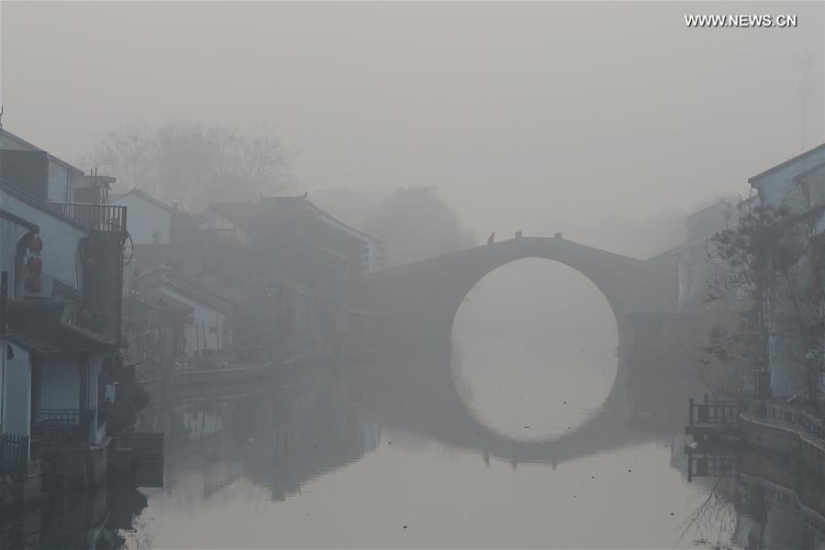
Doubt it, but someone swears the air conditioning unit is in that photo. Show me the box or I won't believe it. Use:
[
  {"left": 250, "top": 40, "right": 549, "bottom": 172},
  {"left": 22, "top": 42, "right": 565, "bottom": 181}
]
[{"left": 21, "top": 273, "right": 54, "bottom": 300}]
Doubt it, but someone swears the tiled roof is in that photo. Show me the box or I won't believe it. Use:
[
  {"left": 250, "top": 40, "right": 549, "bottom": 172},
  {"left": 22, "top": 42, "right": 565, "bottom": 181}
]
[
  {"left": 749, "top": 142, "right": 825, "bottom": 184},
  {"left": 0, "top": 180, "right": 91, "bottom": 233},
  {"left": 113, "top": 188, "right": 178, "bottom": 213},
  {"left": 128, "top": 287, "right": 194, "bottom": 316},
  {"left": 1, "top": 129, "right": 85, "bottom": 174},
  {"left": 5, "top": 331, "right": 64, "bottom": 355},
  {"left": 208, "top": 200, "right": 279, "bottom": 227},
  {"left": 137, "top": 267, "right": 246, "bottom": 314},
  {"left": 7, "top": 300, "right": 117, "bottom": 353}
]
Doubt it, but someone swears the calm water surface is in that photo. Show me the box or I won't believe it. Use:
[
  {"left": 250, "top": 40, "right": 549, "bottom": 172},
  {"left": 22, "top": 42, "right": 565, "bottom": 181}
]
[
  {"left": 23, "top": 260, "right": 818, "bottom": 549},
  {"left": 123, "top": 260, "right": 738, "bottom": 549}
]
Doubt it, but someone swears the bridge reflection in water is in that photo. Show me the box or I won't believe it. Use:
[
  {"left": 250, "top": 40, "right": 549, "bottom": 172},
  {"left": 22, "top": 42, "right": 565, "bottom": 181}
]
[
  {"left": 53, "top": 349, "right": 816, "bottom": 549},
  {"left": 353, "top": 235, "right": 701, "bottom": 465}
]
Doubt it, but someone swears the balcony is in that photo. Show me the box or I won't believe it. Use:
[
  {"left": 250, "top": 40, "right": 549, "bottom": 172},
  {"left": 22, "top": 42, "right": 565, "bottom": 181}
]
[
  {"left": 36, "top": 408, "right": 82, "bottom": 426},
  {"left": 44, "top": 202, "right": 127, "bottom": 234},
  {"left": 31, "top": 408, "right": 96, "bottom": 452}
]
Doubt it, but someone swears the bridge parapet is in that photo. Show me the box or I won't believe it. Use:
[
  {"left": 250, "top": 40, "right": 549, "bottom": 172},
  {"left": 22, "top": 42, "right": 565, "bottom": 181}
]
[{"left": 357, "top": 236, "right": 677, "bottom": 348}]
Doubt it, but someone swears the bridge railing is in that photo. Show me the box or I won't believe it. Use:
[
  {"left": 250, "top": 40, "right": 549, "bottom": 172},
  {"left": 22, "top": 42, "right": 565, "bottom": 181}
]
[
  {"left": 766, "top": 400, "right": 825, "bottom": 440},
  {"left": 688, "top": 395, "right": 740, "bottom": 427},
  {"left": 685, "top": 446, "right": 738, "bottom": 482}
]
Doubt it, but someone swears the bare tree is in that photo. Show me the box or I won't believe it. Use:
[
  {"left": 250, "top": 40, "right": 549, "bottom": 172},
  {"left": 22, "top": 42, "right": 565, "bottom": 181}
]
[
  {"left": 83, "top": 122, "right": 295, "bottom": 211},
  {"left": 364, "top": 186, "right": 476, "bottom": 267},
  {"left": 703, "top": 201, "right": 825, "bottom": 405}
]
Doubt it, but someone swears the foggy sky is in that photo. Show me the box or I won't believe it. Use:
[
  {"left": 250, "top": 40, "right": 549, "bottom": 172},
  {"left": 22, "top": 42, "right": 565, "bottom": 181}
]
[{"left": 2, "top": 1, "right": 824, "bottom": 257}]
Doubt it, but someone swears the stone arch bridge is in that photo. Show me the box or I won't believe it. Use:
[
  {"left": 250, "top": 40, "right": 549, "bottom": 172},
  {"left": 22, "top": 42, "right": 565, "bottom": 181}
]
[
  {"left": 352, "top": 235, "right": 686, "bottom": 465},
  {"left": 359, "top": 236, "right": 676, "bottom": 350}
]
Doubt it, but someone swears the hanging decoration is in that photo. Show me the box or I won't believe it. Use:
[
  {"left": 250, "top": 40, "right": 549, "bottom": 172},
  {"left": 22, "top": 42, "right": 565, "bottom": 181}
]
[
  {"left": 27, "top": 234, "right": 43, "bottom": 253},
  {"left": 78, "top": 308, "right": 92, "bottom": 325},
  {"left": 24, "top": 276, "right": 42, "bottom": 293},
  {"left": 23, "top": 232, "right": 44, "bottom": 296},
  {"left": 103, "top": 350, "right": 124, "bottom": 381},
  {"left": 26, "top": 256, "right": 43, "bottom": 274}
]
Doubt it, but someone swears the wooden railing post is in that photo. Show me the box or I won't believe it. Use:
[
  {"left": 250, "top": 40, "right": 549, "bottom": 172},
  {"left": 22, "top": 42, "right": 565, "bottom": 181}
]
[{"left": 688, "top": 397, "right": 695, "bottom": 427}]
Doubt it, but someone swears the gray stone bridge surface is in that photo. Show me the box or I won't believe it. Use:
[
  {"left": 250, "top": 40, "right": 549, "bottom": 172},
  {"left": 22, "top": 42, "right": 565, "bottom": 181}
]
[
  {"left": 360, "top": 236, "right": 676, "bottom": 348},
  {"left": 352, "top": 236, "right": 684, "bottom": 465}
]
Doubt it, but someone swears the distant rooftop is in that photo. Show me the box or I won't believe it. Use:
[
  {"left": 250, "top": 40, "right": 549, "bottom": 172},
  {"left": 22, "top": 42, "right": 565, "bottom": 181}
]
[
  {"left": 749, "top": 142, "right": 825, "bottom": 185},
  {"left": 111, "top": 188, "right": 180, "bottom": 214},
  {"left": 210, "top": 193, "right": 382, "bottom": 244}
]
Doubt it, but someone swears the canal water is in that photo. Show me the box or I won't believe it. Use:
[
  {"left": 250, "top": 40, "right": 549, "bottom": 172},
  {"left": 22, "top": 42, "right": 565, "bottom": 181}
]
[{"left": 7, "top": 260, "right": 824, "bottom": 548}]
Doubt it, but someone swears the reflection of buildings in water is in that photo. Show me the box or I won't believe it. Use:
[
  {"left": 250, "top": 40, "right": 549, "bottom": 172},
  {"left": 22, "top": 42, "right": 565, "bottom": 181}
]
[
  {"left": 0, "top": 477, "right": 149, "bottom": 550},
  {"left": 682, "top": 447, "right": 825, "bottom": 550},
  {"left": 151, "top": 362, "right": 381, "bottom": 505},
  {"left": 733, "top": 474, "right": 825, "bottom": 550},
  {"left": 202, "top": 459, "right": 244, "bottom": 499},
  {"left": 668, "top": 434, "right": 689, "bottom": 477},
  {"left": 246, "top": 365, "right": 381, "bottom": 502}
]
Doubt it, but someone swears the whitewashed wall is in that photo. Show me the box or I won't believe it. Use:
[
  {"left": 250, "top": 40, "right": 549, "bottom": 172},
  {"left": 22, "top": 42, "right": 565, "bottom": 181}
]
[
  {"left": 0, "top": 341, "right": 31, "bottom": 438},
  {"left": 158, "top": 287, "right": 229, "bottom": 353},
  {"left": 87, "top": 353, "right": 107, "bottom": 445},
  {"left": 40, "top": 359, "right": 80, "bottom": 411},
  {"left": 204, "top": 210, "right": 248, "bottom": 245},
  {"left": 0, "top": 188, "right": 87, "bottom": 292},
  {"left": 111, "top": 194, "right": 172, "bottom": 245},
  {"left": 47, "top": 161, "right": 70, "bottom": 202},
  {"left": 753, "top": 149, "right": 825, "bottom": 208},
  {"left": 0, "top": 218, "right": 32, "bottom": 294}
]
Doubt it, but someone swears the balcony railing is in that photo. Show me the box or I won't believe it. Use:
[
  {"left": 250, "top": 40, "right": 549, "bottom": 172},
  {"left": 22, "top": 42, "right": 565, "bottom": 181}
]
[
  {"left": 0, "top": 434, "right": 29, "bottom": 475},
  {"left": 35, "top": 408, "right": 81, "bottom": 426},
  {"left": 688, "top": 395, "right": 740, "bottom": 427},
  {"left": 44, "top": 202, "right": 127, "bottom": 234},
  {"left": 32, "top": 408, "right": 94, "bottom": 450}
]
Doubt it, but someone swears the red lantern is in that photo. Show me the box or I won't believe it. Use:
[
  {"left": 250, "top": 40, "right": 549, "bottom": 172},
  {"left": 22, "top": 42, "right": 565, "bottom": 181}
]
[
  {"left": 113, "top": 351, "right": 124, "bottom": 369},
  {"left": 27, "top": 234, "right": 43, "bottom": 253},
  {"left": 103, "top": 354, "right": 116, "bottom": 379},
  {"left": 78, "top": 308, "right": 92, "bottom": 324},
  {"left": 81, "top": 238, "right": 97, "bottom": 259},
  {"left": 24, "top": 275, "right": 42, "bottom": 293},
  {"left": 83, "top": 257, "right": 96, "bottom": 271},
  {"left": 26, "top": 256, "right": 43, "bottom": 274}
]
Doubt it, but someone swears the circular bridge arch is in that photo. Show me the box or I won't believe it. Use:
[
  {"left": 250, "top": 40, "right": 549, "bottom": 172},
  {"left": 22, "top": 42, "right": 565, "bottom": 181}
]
[
  {"left": 363, "top": 237, "right": 672, "bottom": 352},
  {"left": 444, "top": 253, "right": 625, "bottom": 347},
  {"left": 358, "top": 236, "right": 676, "bottom": 461}
]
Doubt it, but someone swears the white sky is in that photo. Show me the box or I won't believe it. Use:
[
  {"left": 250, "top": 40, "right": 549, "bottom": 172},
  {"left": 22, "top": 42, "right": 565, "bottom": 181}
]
[{"left": 2, "top": 1, "right": 824, "bottom": 255}]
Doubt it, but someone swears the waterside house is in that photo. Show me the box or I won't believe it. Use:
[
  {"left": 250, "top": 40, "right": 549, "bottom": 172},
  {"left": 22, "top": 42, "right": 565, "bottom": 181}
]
[
  {"left": 748, "top": 143, "right": 825, "bottom": 401},
  {"left": 1, "top": 130, "right": 128, "bottom": 502}
]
